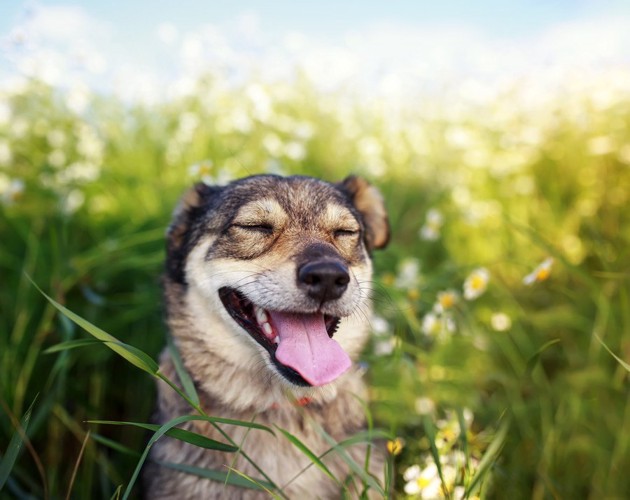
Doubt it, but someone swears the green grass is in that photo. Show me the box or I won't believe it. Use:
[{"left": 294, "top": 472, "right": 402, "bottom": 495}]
[{"left": 1, "top": 77, "right": 629, "bottom": 498}]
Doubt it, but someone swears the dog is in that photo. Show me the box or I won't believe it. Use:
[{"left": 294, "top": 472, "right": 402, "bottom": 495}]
[{"left": 144, "top": 174, "right": 390, "bottom": 499}]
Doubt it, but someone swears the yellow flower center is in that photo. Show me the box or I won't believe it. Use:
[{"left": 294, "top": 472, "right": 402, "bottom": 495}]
[
  {"left": 416, "top": 477, "right": 432, "bottom": 489},
  {"left": 536, "top": 267, "right": 551, "bottom": 281},
  {"left": 439, "top": 292, "right": 456, "bottom": 309},
  {"left": 382, "top": 273, "right": 395, "bottom": 286},
  {"left": 198, "top": 163, "right": 213, "bottom": 176},
  {"left": 470, "top": 274, "right": 486, "bottom": 290},
  {"left": 441, "top": 427, "right": 458, "bottom": 443}
]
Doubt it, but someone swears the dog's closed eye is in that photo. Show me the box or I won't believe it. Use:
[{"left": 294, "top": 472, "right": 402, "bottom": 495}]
[
  {"left": 233, "top": 223, "right": 275, "bottom": 235},
  {"left": 333, "top": 228, "right": 359, "bottom": 238}
]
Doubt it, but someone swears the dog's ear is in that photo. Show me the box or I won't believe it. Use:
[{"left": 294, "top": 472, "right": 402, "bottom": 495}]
[
  {"left": 338, "top": 175, "right": 390, "bottom": 251},
  {"left": 167, "top": 183, "right": 219, "bottom": 283}
]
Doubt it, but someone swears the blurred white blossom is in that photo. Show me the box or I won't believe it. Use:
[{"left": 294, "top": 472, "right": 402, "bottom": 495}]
[
  {"left": 188, "top": 160, "right": 232, "bottom": 186},
  {"left": 434, "top": 290, "right": 458, "bottom": 314},
  {"left": 0, "top": 101, "right": 11, "bottom": 125},
  {"left": 0, "top": 176, "right": 24, "bottom": 205},
  {"left": 463, "top": 267, "right": 490, "bottom": 300},
  {"left": 420, "top": 209, "right": 444, "bottom": 241},
  {"left": 216, "top": 108, "right": 253, "bottom": 134},
  {"left": 56, "top": 162, "right": 100, "bottom": 185},
  {"left": 422, "top": 311, "right": 456, "bottom": 339},
  {"left": 76, "top": 124, "right": 104, "bottom": 164},
  {"left": 284, "top": 141, "right": 307, "bottom": 161},
  {"left": 421, "top": 312, "right": 440, "bottom": 337},
  {"left": 175, "top": 112, "right": 200, "bottom": 144},
  {"left": 371, "top": 315, "right": 390, "bottom": 335},
  {"left": 265, "top": 159, "right": 287, "bottom": 176},
  {"left": 415, "top": 397, "right": 436, "bottom": 415},
  {"left": 395, "top": 258, "right": 421, "bottom": 290},
  {"left": 262, "top": 133, "right": 283, "bottom": 157},
  {"left": 403, "top": 460, "right": 458, "bottom": 499},
  {"left": 0, "top": 140, "right": 12, "bottom": 166},
  {"left": 523, "top": 257, "right": 554, "bottom": 285},
  {"left": 246, "top": 84, "right": 272, "bottom": 122},
  {"left": 371, "top": 315, "right": 395, "bottom": 355},
  {"left": 11, "top": 118, "right": 28, "bottom": 139},
  {"left": 294, "top": 122, "right": 314, "bottom": 140},
  {"left": 373, "top": 336, "right": 396, "bottom": 356},
  {"left": 61, "top": 189, "right": 85, "bottom": 214},
  {"left": 66, "top": 84, "right": 91, "bottom": 115},
  {"left": 47, "top": 130, "right": 67, "bottom": 149},
  {"left": 491, "top": 312, "right": 512, "bottom": 332},
  {"left": 48, "top": 150, "right": 66, "bottom": 168}
]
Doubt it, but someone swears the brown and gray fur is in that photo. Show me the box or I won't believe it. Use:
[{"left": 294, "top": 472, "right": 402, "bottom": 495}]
[{"left": 144, "top": 174, "right": 390, "bottom": 499}]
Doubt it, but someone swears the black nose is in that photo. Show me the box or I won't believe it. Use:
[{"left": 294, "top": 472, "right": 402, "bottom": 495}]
[{"left": 298, "top": 261, "right": 350, "bottom": 302}]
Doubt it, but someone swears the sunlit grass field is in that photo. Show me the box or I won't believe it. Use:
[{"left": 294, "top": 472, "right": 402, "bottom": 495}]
[{"left": 1, "top": 74, "right": 629, "bottom": 498}]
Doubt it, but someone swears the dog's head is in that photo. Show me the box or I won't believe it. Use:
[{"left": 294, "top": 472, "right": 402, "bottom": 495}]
[{"left": 165, "top": 175, "right": 389, "bottom": 392}]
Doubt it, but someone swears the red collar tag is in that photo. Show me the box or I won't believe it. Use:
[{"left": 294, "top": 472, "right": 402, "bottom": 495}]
[{"left": 270, "top": 396, "right": 313, "bottom": 410}]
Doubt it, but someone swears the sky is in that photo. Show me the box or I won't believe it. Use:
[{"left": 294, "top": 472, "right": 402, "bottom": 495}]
[{"left": 1, "top": 1, "right": 630, "bottom": 102}]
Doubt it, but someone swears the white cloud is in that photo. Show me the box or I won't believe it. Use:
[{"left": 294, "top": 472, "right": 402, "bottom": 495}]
[
  {"left": 2, "top": 4, "right": 630, "bottom": 103},
  {"left": 536, "top": 15, "right": 630, "bottom": 66},
  {"left": 23, "top": 4, "right": 110, "bottom": 42},
  {"left": 2, "top": 5, "right": 111, "bottom": 86}
]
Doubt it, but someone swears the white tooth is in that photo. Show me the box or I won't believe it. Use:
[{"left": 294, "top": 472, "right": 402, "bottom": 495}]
[
  {"left": 255, "top": 307, "right": 268, "bottom": 324},
  {"left": 262, "top": 322, "right": 273, "bottom": 337},
  {"left": 273, "top": 336, "right": 279, "bottom": 345}
]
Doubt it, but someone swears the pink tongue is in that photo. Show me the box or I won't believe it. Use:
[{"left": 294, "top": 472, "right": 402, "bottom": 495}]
[{"left": 270, "top": 311, "right": 351, "bottom": 386}]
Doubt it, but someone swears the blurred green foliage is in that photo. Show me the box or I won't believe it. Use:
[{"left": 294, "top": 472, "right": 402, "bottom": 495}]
[{"left": 1, "top": 75, "right": 629, "bottom": 498}]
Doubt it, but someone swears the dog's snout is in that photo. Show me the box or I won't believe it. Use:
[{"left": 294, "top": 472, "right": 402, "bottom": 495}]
[{"left": 298, "top": 261, "right": 350, "bottom": 302}]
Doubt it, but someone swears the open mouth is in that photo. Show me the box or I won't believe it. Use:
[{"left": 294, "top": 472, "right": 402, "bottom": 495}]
[{"left": 218, "top": 287, "right": 351, "bottom": 387}]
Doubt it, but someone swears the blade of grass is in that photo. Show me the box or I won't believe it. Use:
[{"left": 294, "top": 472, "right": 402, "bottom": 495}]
[
  {"left": 350, "top": 393, "right": 376, "bottom": 489},
  {"left": 281, "top": 428, "right": 391, "bottom": 492},
  {"left": 166, "top": 335, "right": 200, "bottom": 407},
  {"left": 227, "top": 467, "right": 285, "bottom": 499},
  {"left": 29, "top": 276, "right": 159, "bottom": 374},
  {"left": 0, "top": 400, "right": 34, "bottom": 490},
  {"left": 87, "top": 420, "right": 238, "bottom": 452},
  {"left": 89, "top": 416, "right": 273, "bottom": 435},
  {"left": 0, "top": 396, "right": 48, "bottom": 499},
  {"left": 595, "top": 334, "right": 630, "bottom": 372},
  {"left": 90, "top": 434, "right": 142, "bottom": 458},
  {"left": 224, "top": 417, "right": 257, "bottom": 490},
  {"left": 464, "top": 418, "right": 510, "bottom": 497},
  {"left": 525, "top": 338, "right": 561, "bottom": 377},
  {"left": 119, "top": 413, "right": 267, "bottom": 500},
  {"left": 65, "top": 430, "right": 90, "bottom": 500},
  {"left": 457, "top": 408, "right": 470, "bottom": 469},
  {"left": 275, "top": 426, "right": 340, "bottom": 486},
  {"left": 43, "top": 338, "right": 104, "bottom": 354},
  {"left": 309, "top": 420, "right": 384, "bottom": 496},
  {"left": 109, "top": 484, "right": 123, "bottom": 500},
  {"left": 422, "top": 414, "right": 446, "bottom": 494},
  {"left": 155, "top": 372, "right": 204, "bottom": 415},
  {"left": 100, "top": 363, "right": 280, "bottom": 495},
  {"left": 330, "top": 429, "right": 392, "bottom": 449},
  {"left": 155, "top": 460, "right": 276, "bottom": 491}
]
